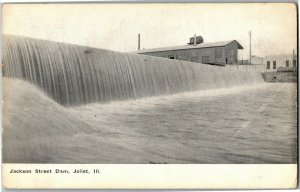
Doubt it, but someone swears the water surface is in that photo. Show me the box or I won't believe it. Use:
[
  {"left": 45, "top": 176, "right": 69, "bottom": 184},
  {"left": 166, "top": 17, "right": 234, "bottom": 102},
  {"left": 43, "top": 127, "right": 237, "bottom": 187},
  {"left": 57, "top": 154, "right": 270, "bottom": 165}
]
[{"left": 67, "top": 82, "right": 296, "bottom": 163}]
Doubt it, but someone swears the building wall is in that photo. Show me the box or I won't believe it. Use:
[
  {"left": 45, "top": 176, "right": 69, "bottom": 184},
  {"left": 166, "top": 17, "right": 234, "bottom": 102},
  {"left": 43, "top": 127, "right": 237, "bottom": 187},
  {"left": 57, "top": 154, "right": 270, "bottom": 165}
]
[
  {"left": 238, "top": 56, "right": 263, "bottom": 65},
  {"left": 224, "top": 41, "right": 238, "bottom": 64},
  {"left": 226, "top": 64, "right": 264, "bottom": 72},
  {"left": 141, "top": 47, "right": 217, "bottom": 64},
  {"left": 263, "top": 54, "right": 297, "bottom": 72},
  {"left": 139, "top": 41, "right": 240, "bottom": 65},
  {"left": 251, "top": 56, "right": 264, "bottom": 65}
]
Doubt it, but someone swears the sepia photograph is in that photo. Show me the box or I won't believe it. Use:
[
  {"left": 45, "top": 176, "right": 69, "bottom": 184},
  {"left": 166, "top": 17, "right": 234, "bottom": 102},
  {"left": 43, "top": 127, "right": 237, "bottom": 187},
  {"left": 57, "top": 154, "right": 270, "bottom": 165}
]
[{"left": 1, "top": 2, "right": 298, "bottom": 189}]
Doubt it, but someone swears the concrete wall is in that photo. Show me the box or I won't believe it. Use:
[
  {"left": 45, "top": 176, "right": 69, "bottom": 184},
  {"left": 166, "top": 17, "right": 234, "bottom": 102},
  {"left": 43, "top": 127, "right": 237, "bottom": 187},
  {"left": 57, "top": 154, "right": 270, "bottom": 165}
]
[
  {"left": 262, "top": 71, "right": 297, "bottom": 82},
  {"left": 226, "top": 64, "right": 264, "bottom": 72}
]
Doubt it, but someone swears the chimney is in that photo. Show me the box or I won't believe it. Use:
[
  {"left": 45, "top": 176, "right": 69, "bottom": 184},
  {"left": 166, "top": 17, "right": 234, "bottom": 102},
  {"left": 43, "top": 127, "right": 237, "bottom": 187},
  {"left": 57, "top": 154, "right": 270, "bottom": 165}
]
[
  {"left": 138, "top": 34, "right": 141, "bottom": 50},
  {"left": 188, "top": 35, "right": 203, "bottom": 45}
]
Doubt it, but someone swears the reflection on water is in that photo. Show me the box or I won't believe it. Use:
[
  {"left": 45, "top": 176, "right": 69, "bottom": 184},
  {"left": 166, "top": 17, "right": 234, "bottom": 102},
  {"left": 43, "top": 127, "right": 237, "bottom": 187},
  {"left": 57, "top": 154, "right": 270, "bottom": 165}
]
[{"left": 70, "top": 83, "right": 297, "bottom": 164}]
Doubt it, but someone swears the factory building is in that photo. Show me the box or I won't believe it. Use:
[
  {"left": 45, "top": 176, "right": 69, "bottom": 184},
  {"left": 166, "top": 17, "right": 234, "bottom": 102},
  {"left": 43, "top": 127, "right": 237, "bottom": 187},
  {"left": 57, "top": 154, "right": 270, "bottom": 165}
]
[
  {"left": 238, "top": 55, "right": 264, "bottom": 65},
  {"left": 136, "top": 36, "right": 244, "bottom": 66}
]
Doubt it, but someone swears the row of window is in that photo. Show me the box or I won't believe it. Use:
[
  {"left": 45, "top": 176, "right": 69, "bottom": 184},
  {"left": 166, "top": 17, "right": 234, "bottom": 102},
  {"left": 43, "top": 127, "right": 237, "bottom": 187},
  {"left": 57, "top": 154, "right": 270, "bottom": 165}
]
[
  {"left": 266, "top": 60, "right": 297, "bottom": 69},
  {"left": 286, "top": 60, "right": 297, "bottom": 67},
  {"left": 169, "top": 55, "right": 211, "bottom": 64},
  {"left": 266, "top": 61, "right": 276, "bottom": 69},
  {"left": 168, "top": 55, "right": 234, "bottom": 64}
]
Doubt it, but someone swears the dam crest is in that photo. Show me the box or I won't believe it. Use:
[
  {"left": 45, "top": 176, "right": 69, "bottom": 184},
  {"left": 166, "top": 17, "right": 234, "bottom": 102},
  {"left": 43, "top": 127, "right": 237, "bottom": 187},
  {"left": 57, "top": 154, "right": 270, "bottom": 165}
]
[{"left": 2, "top": 35, "right": 264, "bottom": 106}]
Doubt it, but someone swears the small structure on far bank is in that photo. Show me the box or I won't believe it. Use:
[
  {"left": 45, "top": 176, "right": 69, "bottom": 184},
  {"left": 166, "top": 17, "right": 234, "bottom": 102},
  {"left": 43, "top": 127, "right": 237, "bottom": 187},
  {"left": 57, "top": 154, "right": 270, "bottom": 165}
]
[
  {"left": 238, "top": 55, "right": 263, "bottom": 65},
  {"left": 263, "top": 54, "right": 297, "bottom": 72},
  {"left": 262, "top": 54, "right": 297, "bottom": 82}
]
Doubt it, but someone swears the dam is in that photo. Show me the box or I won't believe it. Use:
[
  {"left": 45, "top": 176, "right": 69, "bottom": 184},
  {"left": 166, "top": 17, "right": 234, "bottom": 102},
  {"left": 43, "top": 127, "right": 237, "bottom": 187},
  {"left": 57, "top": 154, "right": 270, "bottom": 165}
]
[
  {"left": 3, "top": 35, "right": 263, "bottom": 106},
  {"left": 2, "top": 35, "right": 297, "bottom": 164}
]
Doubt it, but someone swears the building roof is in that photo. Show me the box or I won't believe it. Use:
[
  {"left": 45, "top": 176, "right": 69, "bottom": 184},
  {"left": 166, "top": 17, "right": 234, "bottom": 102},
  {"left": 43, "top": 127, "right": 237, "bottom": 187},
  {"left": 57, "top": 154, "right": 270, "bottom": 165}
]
[{"left": 134, "top": 40, "right": 243, "bottom": 54}]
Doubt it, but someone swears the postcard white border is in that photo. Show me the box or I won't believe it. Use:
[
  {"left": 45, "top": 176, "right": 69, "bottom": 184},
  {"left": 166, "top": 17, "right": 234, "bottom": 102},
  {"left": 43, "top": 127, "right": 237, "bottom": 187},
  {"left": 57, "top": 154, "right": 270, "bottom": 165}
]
[{"left": 2, "top": 164, "right": 297, "bottom": 189}]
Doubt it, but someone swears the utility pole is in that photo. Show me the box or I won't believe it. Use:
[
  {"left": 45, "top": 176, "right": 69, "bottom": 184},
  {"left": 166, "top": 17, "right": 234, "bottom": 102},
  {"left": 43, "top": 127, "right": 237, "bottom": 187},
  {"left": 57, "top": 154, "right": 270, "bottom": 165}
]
[
  {"left": 293, "top": 49, "right": 295, "bottom": 67},
  {"left": 248, "top": 30, "right": 252, "bottom": 65},
  {"left": 138, "top": 34, "right": 141, "bottom": 50}
]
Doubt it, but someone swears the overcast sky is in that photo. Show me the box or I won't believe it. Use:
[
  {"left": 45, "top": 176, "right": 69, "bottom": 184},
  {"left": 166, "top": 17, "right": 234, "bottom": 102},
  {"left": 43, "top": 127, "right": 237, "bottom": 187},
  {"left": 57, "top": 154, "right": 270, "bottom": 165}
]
[{"left": 2, "top": 3, "right": 297, "bottom": 58}]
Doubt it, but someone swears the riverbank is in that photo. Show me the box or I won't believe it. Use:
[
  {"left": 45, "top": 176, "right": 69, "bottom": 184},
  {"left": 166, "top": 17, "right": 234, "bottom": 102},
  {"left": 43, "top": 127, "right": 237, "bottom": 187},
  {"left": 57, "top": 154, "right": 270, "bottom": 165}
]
[{"left": 262, "top": 71, "right": 297, "bottom": 82}]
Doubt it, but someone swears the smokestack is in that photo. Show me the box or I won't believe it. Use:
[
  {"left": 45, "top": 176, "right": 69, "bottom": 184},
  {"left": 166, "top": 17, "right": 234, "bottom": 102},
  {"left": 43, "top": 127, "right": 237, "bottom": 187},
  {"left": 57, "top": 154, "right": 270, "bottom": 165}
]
[
  {"left": 194, "top": 34, "right": 197, "bottom": 46},
  {"left": 138, "top": 34, "right": 141, "bottom": 50}
]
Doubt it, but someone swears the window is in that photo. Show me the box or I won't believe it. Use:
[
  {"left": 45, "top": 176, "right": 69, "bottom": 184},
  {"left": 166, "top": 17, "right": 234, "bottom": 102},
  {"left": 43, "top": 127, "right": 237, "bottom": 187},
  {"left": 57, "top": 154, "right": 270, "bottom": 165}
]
[
  {"left": 202, "top": 56, "right": 210, "bottom": 64},
  {"left": 293, "top": 60, "right": 297, "bottom": 67},
  {"left": 286, "top": 60, "right": 289, "bottom": 67},
  {"left": 273, "top": 61, "right": 276, "bottom": 69},
  {"left": 191, "top": 57, "right": 199, "bottom": 62},
  {"left": 215, "top": 47, "right": 222, "bottom": 60},
  {"left": 168, "top": 55, "right": 177, "bottom": 59},
  {"left": 267, "top": 61, "right": 270, "bottom": 69}
]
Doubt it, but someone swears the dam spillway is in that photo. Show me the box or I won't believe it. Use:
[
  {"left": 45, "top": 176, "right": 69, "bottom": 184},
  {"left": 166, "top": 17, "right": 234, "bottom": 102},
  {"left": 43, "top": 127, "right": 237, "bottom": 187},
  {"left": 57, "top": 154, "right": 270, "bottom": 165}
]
[{"left": 2, "top": 35, "right": 264, "bottom": 106}]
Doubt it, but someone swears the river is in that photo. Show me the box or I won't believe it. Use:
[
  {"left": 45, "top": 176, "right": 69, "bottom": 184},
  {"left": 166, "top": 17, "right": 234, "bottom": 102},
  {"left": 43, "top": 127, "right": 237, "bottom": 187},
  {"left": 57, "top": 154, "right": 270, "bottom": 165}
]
[{"left": 3, "top": 79, "right": 297, "bottom": 163}]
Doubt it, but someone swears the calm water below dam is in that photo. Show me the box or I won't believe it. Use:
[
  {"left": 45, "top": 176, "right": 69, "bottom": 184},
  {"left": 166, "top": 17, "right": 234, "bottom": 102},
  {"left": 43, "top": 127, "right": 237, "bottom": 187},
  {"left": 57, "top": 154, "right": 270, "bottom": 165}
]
[
  {"left": 67, "top": 82, "right": 297, "bottom": 164},
  {"left": 3, "top": 79, "right": 297, "bottom": 163}
]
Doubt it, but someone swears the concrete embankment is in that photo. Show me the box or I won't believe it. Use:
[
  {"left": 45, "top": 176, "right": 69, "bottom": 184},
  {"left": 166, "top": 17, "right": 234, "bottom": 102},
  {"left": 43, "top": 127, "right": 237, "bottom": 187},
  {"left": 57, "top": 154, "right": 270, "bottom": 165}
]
[{"left": 262, "top": 72, "right": 297, "bottom": 82}]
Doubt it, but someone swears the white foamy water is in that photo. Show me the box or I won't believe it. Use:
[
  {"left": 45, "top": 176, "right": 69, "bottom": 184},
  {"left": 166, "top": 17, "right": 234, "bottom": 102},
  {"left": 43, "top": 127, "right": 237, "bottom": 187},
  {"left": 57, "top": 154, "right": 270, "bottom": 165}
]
[
  {"left": 3, "top": 78, "right": 296, "bottom": 163},
  {"left": 3, "top": 35, "right": 263, "bottom": 106},
  {"left": 68, "top": 83, "right": 297, "bottom": 163}
]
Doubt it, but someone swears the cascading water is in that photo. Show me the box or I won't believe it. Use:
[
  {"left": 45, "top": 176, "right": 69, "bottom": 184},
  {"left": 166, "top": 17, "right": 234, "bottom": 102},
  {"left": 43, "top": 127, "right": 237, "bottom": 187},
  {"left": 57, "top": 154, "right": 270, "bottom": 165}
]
[{"left": 2, "top": 35, "right": 264, "bottom": 106}]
